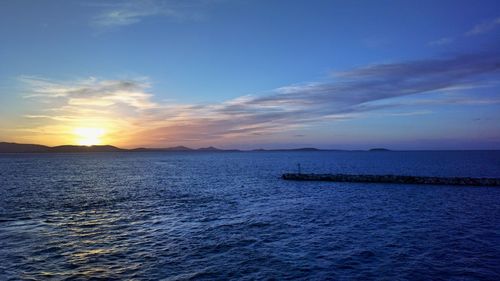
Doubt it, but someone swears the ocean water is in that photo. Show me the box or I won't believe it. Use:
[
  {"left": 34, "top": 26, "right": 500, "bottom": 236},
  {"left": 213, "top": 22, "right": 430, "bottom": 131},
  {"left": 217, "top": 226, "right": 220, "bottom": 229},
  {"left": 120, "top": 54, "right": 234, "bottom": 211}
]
[{"left": 0, "top": 151, "right": 499, "bottom": 280}]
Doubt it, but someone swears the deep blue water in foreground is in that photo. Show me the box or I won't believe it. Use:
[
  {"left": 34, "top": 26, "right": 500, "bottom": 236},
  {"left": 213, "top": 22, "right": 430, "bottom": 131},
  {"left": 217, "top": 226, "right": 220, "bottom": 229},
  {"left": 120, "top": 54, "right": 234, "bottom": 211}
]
[{"left": 0, "top": 151, "right": 499, "bottom": 280}]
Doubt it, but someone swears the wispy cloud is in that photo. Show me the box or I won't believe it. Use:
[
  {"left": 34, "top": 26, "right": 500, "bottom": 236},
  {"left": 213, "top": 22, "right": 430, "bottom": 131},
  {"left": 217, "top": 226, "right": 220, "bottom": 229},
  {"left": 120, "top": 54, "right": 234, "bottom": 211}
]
[
  {"left": 465, "top": 17, "right": 500, "bottom": 36},
  {"left": 89, "top": 0, "right": 211, "bottom": 29},
  {"left": 20, "top": 48, "right": 500, "bottom": 147},
  {"left": 427, "top": 16, "right": 500, "bottom": 47},
  {"left": 428, "top": 37, "right": 453, "bottom": 46},
  {"left": 21, "top": 76, "right": 156, "bottom": 109}
]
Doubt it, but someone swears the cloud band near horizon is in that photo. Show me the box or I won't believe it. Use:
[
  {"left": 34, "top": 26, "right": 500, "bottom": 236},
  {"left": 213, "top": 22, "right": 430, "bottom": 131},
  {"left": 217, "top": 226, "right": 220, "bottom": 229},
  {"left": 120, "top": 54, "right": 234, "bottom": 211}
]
[{"left": 14, "top": 47, "right": 500, "bottom": 148}]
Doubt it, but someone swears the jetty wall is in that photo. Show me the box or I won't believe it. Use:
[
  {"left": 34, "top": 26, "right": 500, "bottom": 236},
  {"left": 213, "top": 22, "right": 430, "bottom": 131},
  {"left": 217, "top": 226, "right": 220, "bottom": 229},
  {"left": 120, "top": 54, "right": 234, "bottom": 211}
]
[{"left": 281, "top": 173, "right": 500, "bottom": 186}]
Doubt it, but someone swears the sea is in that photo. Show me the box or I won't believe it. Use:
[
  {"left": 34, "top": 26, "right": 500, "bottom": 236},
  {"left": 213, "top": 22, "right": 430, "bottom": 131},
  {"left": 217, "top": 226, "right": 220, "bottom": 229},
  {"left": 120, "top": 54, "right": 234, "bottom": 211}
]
[{"left": 0, "top": 151, "right": 499, "bottom": 280}]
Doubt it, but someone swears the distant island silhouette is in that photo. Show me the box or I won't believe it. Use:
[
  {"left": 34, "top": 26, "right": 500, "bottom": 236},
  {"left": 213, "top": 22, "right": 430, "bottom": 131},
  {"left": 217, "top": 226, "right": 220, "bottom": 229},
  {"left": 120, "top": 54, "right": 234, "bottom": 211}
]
[
  {"left": 0, "top": 142, "right": 393, "bottom": 153},
  {"left": 369, "top": 148, "right": 391, "bottom": 152}
]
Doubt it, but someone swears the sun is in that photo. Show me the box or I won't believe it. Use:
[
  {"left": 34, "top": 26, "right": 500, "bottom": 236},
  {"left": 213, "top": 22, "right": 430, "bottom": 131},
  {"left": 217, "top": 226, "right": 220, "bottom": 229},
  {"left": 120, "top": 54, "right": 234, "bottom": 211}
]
[{"left": 73, "top": 127, "right": 106, "bottom": 146}]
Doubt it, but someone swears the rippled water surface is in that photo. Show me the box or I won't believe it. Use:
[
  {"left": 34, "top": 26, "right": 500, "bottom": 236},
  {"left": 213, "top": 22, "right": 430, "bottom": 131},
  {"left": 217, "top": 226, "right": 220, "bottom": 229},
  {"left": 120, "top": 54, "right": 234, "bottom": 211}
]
[{"left": 1, "top": 151, "right": 499, "bottom": 280}]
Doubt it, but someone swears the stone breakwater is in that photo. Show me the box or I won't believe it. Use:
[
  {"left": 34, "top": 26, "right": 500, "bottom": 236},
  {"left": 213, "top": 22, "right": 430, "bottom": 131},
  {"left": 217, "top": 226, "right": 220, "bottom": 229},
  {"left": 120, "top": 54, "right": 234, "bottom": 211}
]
[{"left": 282, "top": 173, "right": 500, "bottom": 186}]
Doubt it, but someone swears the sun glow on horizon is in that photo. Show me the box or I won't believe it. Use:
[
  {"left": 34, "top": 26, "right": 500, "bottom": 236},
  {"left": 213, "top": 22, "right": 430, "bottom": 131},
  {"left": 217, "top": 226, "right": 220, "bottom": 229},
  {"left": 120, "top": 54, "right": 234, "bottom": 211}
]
[{"left": 73, "top": 127, "right": 106, "bottom": 146}]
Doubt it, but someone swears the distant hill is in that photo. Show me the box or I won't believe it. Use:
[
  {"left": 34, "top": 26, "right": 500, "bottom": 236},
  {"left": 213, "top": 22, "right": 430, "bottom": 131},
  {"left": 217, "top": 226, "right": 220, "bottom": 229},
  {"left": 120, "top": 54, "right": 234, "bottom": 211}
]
[
  {"left": 281, "top": 147, "right": 321, "bottom": 151},
  {"left": 51, "top": 145, "right": 125, "bottom": 153},
  {"left": 197, "top": 146, "right": 241, "bottom": 152},
  {"left": 0, "top": 142, "right": 50, "bottom": 153},
  {"left": 0, "top": 141, "right": 348, "bottom": 153},
  {"left": 252, "top": 147, "right": 322, "bottom": 152},
  {"left": 369, "top": 148, "right": 391, "bottom": 152},
  {"left": 130, "top": 146, "right": 240, "bottom": 152},
  {"left": 197, "top": 146, "right": 220, "bottom": 151},
  {"left": 163, "top": 146, "right": 193, "bottom": 151},
  {"left": 0, "top": 142, "right": 123, "bottom": 153},
  {"left": 0, "top": 142, "right": 242, "bottom": 153}
]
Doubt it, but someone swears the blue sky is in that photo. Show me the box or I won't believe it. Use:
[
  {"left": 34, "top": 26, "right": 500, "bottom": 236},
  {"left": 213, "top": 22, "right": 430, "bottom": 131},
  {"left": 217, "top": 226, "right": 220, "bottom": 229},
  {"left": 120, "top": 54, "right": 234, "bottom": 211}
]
[{"left": 0, "top": 0, "right": 499, "bottom": 149}]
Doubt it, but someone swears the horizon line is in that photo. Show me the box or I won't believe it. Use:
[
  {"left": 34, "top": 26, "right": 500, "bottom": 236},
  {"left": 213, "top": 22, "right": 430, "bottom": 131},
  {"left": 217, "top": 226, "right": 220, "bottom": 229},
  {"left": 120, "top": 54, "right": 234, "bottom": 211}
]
[{"left": 1, "top": 141, "right": 500, "bottom": 152}]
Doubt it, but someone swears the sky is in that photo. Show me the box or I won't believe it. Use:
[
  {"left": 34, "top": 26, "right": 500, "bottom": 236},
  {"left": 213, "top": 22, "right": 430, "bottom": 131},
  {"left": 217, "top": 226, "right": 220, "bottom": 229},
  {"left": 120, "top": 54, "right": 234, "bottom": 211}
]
[{"left": 0, "top": 0, "right": 499, "bottom": 149}]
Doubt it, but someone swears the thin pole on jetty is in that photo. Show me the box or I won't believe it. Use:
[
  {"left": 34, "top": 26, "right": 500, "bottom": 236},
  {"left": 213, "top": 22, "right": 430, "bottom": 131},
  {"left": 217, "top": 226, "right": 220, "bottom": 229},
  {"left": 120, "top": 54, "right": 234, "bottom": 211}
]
[
  {"left": 281, "top": 173, "right": 500, "bottom": 187},
  {"left": 297, "top": 163, "right": 301, "bottom": 174}
]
